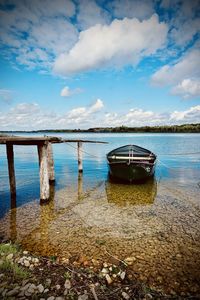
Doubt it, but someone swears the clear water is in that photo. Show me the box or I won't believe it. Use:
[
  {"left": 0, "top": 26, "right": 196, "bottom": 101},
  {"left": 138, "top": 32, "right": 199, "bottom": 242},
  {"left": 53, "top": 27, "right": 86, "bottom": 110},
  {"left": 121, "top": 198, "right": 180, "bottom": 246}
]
[{"left": 0, "top": 133, "right": 200, "bottom": 295}]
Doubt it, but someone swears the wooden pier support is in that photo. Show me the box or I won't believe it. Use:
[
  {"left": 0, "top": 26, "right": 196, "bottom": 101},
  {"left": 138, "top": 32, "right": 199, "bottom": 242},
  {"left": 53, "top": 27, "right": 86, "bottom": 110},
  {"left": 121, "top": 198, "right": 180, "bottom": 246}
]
[
  {"left": 38, "top": 143, "right": 50, "bottom": 201},
  {"left": 1, "top": 136, "right": 107, "bottom": 202},
  {"left": 77, "top": 141, "right": 83, "bottom": 173},
  {"left": 6, "top": 143, "right": 16, "bottom": 197},
  {"left": 47, "top": 142, "right": 55, "bottom": 183}
]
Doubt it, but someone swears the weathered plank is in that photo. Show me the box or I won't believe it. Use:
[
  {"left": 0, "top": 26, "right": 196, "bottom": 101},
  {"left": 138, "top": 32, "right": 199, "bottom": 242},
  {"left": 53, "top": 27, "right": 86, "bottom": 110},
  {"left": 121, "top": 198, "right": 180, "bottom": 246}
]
[
  {"left": 0, "top": 136, "right": 61, "bottom": 145},
  {"left": 77, "top": 141, "right": 83, "bottom": 172},
  {"left": 47, "top": 142, "right": 55, "bottom": 182},
  {"left": 6, "top": 143, "right": 16, "bottom": 196},
  {"left": 37, "top": 143, "right": 49, "bottom": 201}
]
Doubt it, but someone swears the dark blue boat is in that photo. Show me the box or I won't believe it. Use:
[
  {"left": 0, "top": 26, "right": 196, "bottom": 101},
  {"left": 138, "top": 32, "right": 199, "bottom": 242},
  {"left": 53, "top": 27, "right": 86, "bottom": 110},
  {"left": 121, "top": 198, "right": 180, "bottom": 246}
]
[{"left": 107, "top": 144, "right": 156, "bottom": 182}]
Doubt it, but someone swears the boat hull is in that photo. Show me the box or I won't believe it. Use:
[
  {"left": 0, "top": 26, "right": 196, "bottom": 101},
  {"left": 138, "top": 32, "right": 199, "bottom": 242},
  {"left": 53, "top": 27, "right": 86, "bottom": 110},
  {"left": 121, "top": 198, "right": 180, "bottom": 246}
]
[{"left": 108, "top": 161, "right": 156, "bottom": 182}]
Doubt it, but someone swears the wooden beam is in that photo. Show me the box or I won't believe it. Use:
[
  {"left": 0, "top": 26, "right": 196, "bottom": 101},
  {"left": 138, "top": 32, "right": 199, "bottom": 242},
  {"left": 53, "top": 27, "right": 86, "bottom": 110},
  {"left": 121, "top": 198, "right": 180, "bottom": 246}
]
[
  {"left": 37, "top": 143, "right": 50, "bottom": 201},
  {"left": 77, "top": 141, "right": 83, "bottom": 173},
  {"left": 47, "top": 142, "right": 55, "bottom": 183},
  {"left": 6, "top": 143, "right": 16, "bottom": 197}
]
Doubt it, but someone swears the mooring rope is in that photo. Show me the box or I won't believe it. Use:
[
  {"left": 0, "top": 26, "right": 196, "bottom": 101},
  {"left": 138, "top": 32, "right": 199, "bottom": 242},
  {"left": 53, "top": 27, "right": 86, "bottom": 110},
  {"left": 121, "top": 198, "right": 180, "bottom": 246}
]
[
  {"left": 65, "top": 142, "right": 200, "bottom": 161},
  {"left": 65, "top": 142, "right": 100, "bottom": 159}
]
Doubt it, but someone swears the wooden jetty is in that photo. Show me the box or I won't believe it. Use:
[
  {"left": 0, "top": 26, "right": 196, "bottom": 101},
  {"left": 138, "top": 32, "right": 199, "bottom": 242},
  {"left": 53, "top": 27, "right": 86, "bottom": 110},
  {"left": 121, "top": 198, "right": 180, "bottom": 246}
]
[{"left": 0, "top": 135, "right": 107, "bottom": 201}]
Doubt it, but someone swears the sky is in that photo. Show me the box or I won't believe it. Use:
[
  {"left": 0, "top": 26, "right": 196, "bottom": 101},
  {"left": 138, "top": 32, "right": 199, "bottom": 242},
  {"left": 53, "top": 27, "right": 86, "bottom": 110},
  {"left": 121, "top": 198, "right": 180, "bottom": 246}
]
[{"left": 0, "top": 0, "right": 200, "bottom": 130}]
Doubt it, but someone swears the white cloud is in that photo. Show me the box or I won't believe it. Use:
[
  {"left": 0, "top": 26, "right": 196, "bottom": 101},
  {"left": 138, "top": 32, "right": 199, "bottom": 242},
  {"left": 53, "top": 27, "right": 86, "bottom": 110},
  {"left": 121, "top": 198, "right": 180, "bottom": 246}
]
[
  {"left": 54, "top": 14, "right": 168, "bottom": 75},
  {"left": 171, "top": 79, "right": 200, "bottom": 99},
  {"left": 61, "top": 86, "right": 71, "bottom": 97},
  {"left": 1, "top": 101, "right": 200, "bottom": 130},
  {"left": 160, "top": 0, "right": 200, "bottom": 47},
  {"left": 0, "top": 89, "right": 13, "bottom": 104},
  {"left": 152, "top": 49, "right": 200, "bottom": 87},
  {"left": 151, "top": 49, "right": 200, "bottom": 99},
  {"left": 67, "top": 98, "right": 104, "bottom": 123},
  {"left": 170, "top": 19, "right": 200, "bottom": 46},
  {"left": 77, "top": 0, "right": 110, "bottom": 30},
  {"left": 110, "top": 0, "right": 154, "bottom": 20},
  {"left": 0, "top": 0, "right": 78, "bottom": 71},
  {"left": 0, "top": 99, "right": 104, "bottom": 129},
  {"left": 60, "top": 86, "right": 82, "bottom": 97},
  {"left": 170, "top": 105, "right": 200, "bottom": 122},
  {"left": 104, "top": 108, "right": 166, "bottom": 127}
]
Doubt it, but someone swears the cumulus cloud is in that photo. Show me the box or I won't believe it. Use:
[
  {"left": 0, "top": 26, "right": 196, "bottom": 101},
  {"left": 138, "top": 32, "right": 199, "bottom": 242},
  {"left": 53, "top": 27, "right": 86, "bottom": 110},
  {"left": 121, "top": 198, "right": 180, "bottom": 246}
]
[
  {"left": 171, "top": 79, "right": 200, "bottom": 99},
  {"left": 1, "top": 100, "right": 199, "bottom": 130},
  {"left": 54, "top": 14, "right": 168, "bottom": 75},
  {"left": 152, "top": 49, "right": 200, "bottom": 86},
  {"left": 0, "top": 89, "right": 13, "bottom": 104},
  {"left": 60, "top": 86, "right": 82, "bottom": 97},
  {"left": 151, "top": 49, "right": 200, "bottom": 99},
  {"left": 0, "top": 100, "right": 104, "bottom": 130},
  {"left": 110, "top": 0, "right": 154, "bottom": 20},
  {"left": 160, "top": 0, "right": 200, "bottom": 47},
  {"left": 0, "top": 0, "right": 78, "bottom": 71},
  {"left": 67, "top": 98, "right": 104, "bottom": 123},
  {"left": 170, "top": 105, "right": 200, "bottom": 122},
  {"left": 77, "top": 0, "right": 110, "bottom": 30}
]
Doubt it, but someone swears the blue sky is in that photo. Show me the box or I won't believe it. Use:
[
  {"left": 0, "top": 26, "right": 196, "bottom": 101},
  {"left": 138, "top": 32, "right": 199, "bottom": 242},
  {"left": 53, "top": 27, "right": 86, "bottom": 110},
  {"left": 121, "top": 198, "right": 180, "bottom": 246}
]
[{"left": 0, "top": 0, "right": 200, "bottom": 130}]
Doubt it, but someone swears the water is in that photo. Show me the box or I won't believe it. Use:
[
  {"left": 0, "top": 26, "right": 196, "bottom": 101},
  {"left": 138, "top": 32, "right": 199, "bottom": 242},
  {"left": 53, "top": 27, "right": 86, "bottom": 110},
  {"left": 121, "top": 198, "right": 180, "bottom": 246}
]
[{"left": 0, "top": 133, "right": 200, "bottom": 295}]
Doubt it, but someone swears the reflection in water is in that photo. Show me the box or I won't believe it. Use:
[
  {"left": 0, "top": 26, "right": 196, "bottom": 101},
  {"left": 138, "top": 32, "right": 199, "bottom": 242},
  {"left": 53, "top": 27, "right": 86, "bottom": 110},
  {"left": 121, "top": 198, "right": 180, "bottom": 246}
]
[
  {"left": 1, "top": 172, "right": 200, "bottom": 296},
  {"left": 105, "top": 176, "right": 157, "bottom": 206},
  {"left": 10, "top": 194, "right": 17, "bottom": 241},
  {"left": 78, "top": 172, "right": 83, "bottom": 201}
]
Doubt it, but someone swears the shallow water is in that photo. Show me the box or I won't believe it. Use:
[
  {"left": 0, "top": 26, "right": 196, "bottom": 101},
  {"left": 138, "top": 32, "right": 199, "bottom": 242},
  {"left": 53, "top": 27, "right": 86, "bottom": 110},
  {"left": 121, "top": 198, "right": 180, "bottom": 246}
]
[{"left": 0, "top": 133, "right": 200, "bottom": 295}]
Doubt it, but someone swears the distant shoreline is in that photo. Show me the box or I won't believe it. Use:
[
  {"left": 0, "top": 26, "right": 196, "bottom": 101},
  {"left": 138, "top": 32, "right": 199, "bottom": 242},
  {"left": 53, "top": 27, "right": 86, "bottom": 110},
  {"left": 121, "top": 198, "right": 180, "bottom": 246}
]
[{"left": 1, "top": 123, "right": 200, "bottom": 134}]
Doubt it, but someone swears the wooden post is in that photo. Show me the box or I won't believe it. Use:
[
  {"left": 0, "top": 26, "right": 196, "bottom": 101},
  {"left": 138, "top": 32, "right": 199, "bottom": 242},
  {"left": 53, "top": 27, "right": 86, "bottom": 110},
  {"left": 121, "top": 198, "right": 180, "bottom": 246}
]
[
  {"left": 77, "top": 141, "right": 83, "bottom": 172},
  {"left": 38, "top": 143, "right": 49, "bottom": 201},
  {"left": 47, "top": 142, "right": 55, "bottom": 183},
  {"left": 6, "top": 143, "right": 16, "bottom": 197},
  {"left": 78, "top": 172, "right": 83, "bottom": 201}
]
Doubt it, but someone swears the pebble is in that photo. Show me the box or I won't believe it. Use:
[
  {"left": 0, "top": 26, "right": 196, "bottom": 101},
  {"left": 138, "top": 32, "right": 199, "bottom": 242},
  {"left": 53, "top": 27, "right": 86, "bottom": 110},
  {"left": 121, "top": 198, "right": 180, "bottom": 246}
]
[
  {"left": 101, "top": 267, "right": 109, "bottom": 274},
  {"left": 18, "top": 291, "right": 25, "bottom": 297},
  {"left": 146, "top": 294, "right": 153, "bottom": 299},
  {"left": 24, "top": 260, "right": 30, "bottom": 267},
  {"left": 103, "top": 262, "right": 108, "bottom": 268},
  {"left": 55, "top": 297, "right": 64, "bottom": 300},
  {"left": 46, "top": 278, "right": 51, "bottom": 286},
  {"left": 6, "top": 287, "right": 20, "bottom": 296},
  {"left": 105, "top": 274, "right": 112, "bottom": 284},
  {"left": 78, "top": 295, "right": 88, "bottom": 300},
  {"left": 122, "top": 291, "right": 130, "bottom": 299},
  {"left": 55, "top": 284, "right": 61, "bottom": 290},
  {"left": 6, "top": 253, "right": 14, "bottom": 260},
  {"left": 64, "top": 279, "right": 71, "bottom": 289},
  {"left": 23, "top": 251, "right": 28, "bottom": 255},
  {"left": 47, "top": 297, "right": 55, "bottom": 300},
  {"left": 120, "top": 271, "right": 126, "bottom": 280},
  {"left": 25, "top": 290, "right": 32, "bottom": 297},
  {"left": 44, "top": 288, "right": 49, "bottom": 293},
  {"left": 27, "top": 283, "right": 37, "bottom": 294},
  {"left": 124, "top": 257, "right": 136, "bottom": 265},
  {"left": 64, "top": 289, "right": 68, "bottom": 295},
  {"left": 2, "top": 289, "right": 8, "bottom": 297},
  {"left": 37, "top": 284, "right": 44, "bottom": 293},
  {"left": 20, "top": 283, "right": 31, "bottom": 291}
]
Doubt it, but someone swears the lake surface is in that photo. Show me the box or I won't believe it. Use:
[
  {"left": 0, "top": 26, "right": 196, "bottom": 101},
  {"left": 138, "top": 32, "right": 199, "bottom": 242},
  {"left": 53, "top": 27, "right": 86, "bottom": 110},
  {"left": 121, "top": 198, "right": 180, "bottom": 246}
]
[{"left": 0, "top": 133, "right": 200, "bottom": 296}]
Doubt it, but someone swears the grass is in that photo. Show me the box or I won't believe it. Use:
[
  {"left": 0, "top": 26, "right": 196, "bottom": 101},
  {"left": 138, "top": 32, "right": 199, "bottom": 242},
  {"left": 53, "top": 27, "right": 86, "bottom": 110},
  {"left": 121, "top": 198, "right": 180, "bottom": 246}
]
[
  {"left": 0, "top": 243, "right": 19, "bottom": 255},
  {"left": 0, "top": 243, "right": 30, "bottom": 281},
  {"left": 0, "top": 259, "right": 30, "bottom": 280}
]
